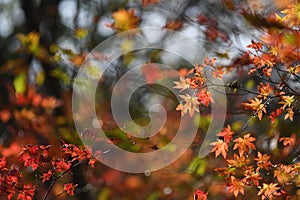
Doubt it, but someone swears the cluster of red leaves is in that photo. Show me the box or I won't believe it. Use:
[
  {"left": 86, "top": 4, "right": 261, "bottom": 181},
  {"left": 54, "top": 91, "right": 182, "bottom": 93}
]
[
  {"left": 0, "top": 144, "right": 96, "bottom": 200},
  {"left": 0, "top": 156, "right": 32, "bottom": 200},
  {"left": 197, "top": 14, "right": 229, "bottom": 42}
]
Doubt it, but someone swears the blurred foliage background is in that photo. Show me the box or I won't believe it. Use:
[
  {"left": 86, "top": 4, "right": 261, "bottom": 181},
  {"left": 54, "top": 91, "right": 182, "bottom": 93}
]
[{"left": 0, "top": 0, "right": 299, "bottom": 199}]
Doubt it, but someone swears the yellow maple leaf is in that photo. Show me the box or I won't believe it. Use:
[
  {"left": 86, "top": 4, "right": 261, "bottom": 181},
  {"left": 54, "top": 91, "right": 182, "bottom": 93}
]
[
  {"left": 281, "top": 3, "right": 300, "bottom": 27},
  {"left": 112, "top": 9, "right": 139, "bottom": 32}
]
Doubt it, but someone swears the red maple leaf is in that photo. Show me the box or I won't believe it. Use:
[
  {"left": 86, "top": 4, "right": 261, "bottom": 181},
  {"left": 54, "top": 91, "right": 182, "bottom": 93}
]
[
  {"left": 217, "top": 125, "right": 234, "bottom": 144},
  {"left": 64, "top": 183, "right": 78, "bottom": 196}
]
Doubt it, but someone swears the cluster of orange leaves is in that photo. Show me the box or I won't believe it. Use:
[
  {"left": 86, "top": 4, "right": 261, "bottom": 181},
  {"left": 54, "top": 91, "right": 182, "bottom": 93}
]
[
  {"left": 173, "top": 2, "right": 300, "bottom": 199},
  {"left": 174, "top": 57, "right": 221, "bottom": 117},
  {"left": 210, "top": 125, "right": 299, "bottom": 199}
]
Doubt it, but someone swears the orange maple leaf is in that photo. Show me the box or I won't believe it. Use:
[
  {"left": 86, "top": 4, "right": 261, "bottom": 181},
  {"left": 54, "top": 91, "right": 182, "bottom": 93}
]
[
  {"left": 233, "top": 134, "right": 256, "bottom": 156},
  {"left": 227, "top": 153, "right": 249, "bottom": 168},
  {"left": 257, "top": 82, "right": 273, "bottom": 99},
  {"left": 254, "top": 152, "right": 272, "bottom": 170},
  {"left": 258, "top": 183, "right": 280, "bottom": 200},
  {"left": 279, "top": 134, "right": 296, "bottom": 146},
  {"left": 242, "top": 97, "right": 266, "bottom": 120},
  {"left": 274, "top": 164, "right": 295, "bottom": 184},
  {"left": 164, "top": 20, "right": 183, "bottom": 30},
  {"left": 227, "top": 176, "right": 245, "bottom": 197},
  {"left": 217, "top": 125, "right": 234, "bottom": 144},
  {"left": 210, "top": 139, "right": 228, "bottom": 158},
  {"left": 284, "top": 107, "right": 294, "bottom": 121}
]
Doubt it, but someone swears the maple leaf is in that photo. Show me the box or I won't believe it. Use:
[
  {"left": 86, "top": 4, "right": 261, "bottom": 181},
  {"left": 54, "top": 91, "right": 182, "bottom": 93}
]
[
  {"left": 257, "top": 82, "right": 273, "bottom": 99},
  {"left": 269, "top": 108, "right": 283, "bottom": 124},
  {"left": 227, "top": 154, "right": 249, "bottom": 168},
  {"left": 284, "top": 107, "right": 294, "bottom": 121},
  {"left": 250, "top": 54, "right": 275, "bottom": 75},
  {"left": 196, "top": 89, "right": 214, "bottom": 107},
  {"left": 111, "top": 9, "right": 139, "bottom": 32},
  {"left": 227, "top": 176, "right": 245, "bottom": 197},
  {"left": 281, "top": 3, "right": 300, "bottom": 27},
  {"left": 18, "top": 152, "right": 39, "bottom": 171},
  {"left": 254, "top": 152, "right": 272, "bottom": 170},
  {"left": 176, "top": 94, "right": 200, "bottom": 117},
  {"left": 17, "top": 184, "right": 36, "bottom": 200},
  {"left": 279, "top": 95, "right": 294, "bottom": 109},
  {"left": 289, "top": 64, "right": 300, "bottom": 75},
  {"left": 204, "top": 57, "right": 217, "bottom": 66},
  {"left": 52, "top": 160, "right": 71, "bottom": 172},
  {"left": 64, "top": 183, "right": 78, "bottom": 196},
  {"left": 41, "top": 170, "right": 53, "bottom": 183},
  {"left": 247, "top": 40, "right": 263, "bottom": 50},
  {"left": 258, "top": 183, "right": 280, "bottom": 200},
  {"left": 263, "top": 67, "right": 273, "bottom": 77},
  {"left": 244, "top": 168, "right": 262, "bottom": 187},
  {"left": 217, "top": 125, "right": 234, "bottom": 144},
  {"left": 274, "top": 164, "right": 295, "bottom": 184},
  {"left": 211, "top": 67, "right": 225, "bottom": 79},
  {"left": 279, "top": 134, "right": 296, "bottom": 146},
  {"left": 173, "top": 77, "right": 191, "bottom": 91},
  {"left": 194, "top": 188, "right": 208, "bottom": 200},
  {"left": 164, "top": 20, "right": 183, "bottom": 30},
  {"left": 88, "top": 158, "right": 97, "bottom": 168},
  {"left": 210, "top": 139, "right": 228, "bottom": 158},
  {"left": 242, "top": 97, "right": 266, "bottom": 120},
  {"left": 233, "top": 134, "right": 256, "bottom": 156},
  {"left": 142, "top": 0, "right": 159, "bottom": 7}
]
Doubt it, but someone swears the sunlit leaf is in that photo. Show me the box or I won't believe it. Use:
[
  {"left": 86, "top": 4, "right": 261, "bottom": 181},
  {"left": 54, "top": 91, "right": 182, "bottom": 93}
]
[{"left": 13, "top": 73, "right": 27, "bottom": 94}]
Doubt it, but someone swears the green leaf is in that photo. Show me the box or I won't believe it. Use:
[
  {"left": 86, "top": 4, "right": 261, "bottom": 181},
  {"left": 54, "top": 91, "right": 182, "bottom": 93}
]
[
  {"left": 146, "top": 192, "right": 160, "bottom": 200},
  {"left": 231, "top": 121, "right": 242, "bottom": 131},
  {"left": 196, "top": 115, "right": 211, "bottom": 131},
  {"left": 245, "top": 79, "right": 255, "bottom": 90},
  {"left": 50, "top": 68, "right": 70, "bottom": 85},
  {"left": 187, "top": 157, "right": 207, "bottom": 176},
  {"left": 13, "top": 73, "right": 27, "bottom": 94},
  {"left": 75, "top": 29, "right": 88, "bottom": 39},
  {"left": 97, "top": 187, "right": 110, "bottom": 200},
  {"left": 36, "top": 71, "right": 45, "bottom": 86},
  {"left": 284, "top": 33, "right": 295, "bottom": 44}
]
